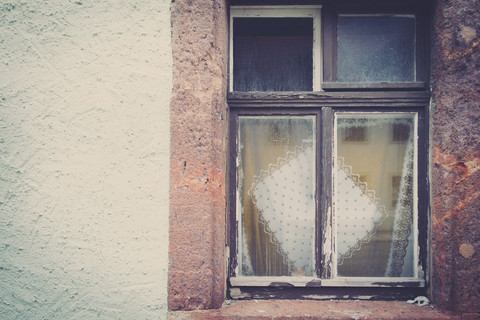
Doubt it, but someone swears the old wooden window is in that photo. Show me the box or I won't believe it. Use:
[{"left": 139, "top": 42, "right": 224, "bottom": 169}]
[{"left": 228, "top": 2, "right": 430, "bottom": 300}]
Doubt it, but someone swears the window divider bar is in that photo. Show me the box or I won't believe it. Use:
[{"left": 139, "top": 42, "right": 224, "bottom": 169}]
[
  {"left": 320, "top": 107, "right": 334, "bottom": 279},
  {"left": 227, "top": 91, "right": 430, "bottom": 109},
  {"left": 313, "top": 8, "right": 322, "bottom": 91}
]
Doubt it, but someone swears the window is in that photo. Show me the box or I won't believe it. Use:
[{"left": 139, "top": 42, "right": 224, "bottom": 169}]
[
  {"left": 228, "top": 2, "right": 430, "bottom": 299},
  {"left": 229, "top": 6, "right": 322, "bottom": 91}
]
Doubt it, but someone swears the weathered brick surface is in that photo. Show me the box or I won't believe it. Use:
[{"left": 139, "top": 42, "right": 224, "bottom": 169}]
[
  {"left": 431, "top": 0, "right": 480, "bottom": 314},
  {"left": 169, "top": 0, "right": 228, "bottom": 311}
]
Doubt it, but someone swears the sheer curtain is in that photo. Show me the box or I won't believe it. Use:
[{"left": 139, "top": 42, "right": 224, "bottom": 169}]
[
  {"left": 237, "top": 114, "right": 416, "bottom": 278},
  {"left": 238, "top": 117, "right": 315, "bottom": 276},
  {"left": 335, "top": 115, "right": 416, "bottom": 277}
]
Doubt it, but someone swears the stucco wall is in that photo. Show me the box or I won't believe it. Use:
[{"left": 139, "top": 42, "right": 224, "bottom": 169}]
[{"left": 0, "top": 1, "right": 171, "bottom": 319}]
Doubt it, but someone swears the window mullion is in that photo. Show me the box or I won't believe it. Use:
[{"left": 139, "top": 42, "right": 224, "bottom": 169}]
[{"left": 320, "top": 107, "right": 334, "bottom": 279}]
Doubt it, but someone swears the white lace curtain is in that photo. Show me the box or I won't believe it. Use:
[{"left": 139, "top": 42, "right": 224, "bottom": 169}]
[{"left": 238, "top": 115, "right": 415, "bottom": 277}]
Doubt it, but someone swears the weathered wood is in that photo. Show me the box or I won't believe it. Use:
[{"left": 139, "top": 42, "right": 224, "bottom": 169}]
[
  {"left": 321, "top": 82, "right": 426, "bottom": 90},
  {"left": 226, "top": 1, "right": 432, "bottom": 298},
  {"left": 320, "top": 107, "right": 333, "bottom": 279},
  {"left": 230, "top": 276, "right": 321, "bottom": 287},
  {"left": 321, "top": 277, "right": 425, "bottom": 288},
  {"left": 229, "top": 286, "right": 426, "bottom": 300},
  {"left": 228, "top": 91, "right": 430, "bottom": 108},
  {"left": 227, "top": 111, "right": 239, "bottom": 278},
  {"left": 322, "top": 2, "right": 336, "bottom": 82}
]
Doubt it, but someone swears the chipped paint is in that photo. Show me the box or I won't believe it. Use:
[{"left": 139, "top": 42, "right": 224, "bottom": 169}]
[
  {"left": 302, "top": 295, "right": 339, "bottom": 300},
  {"left": 229, "top": 288, "right": 251, "bottom": 299}
]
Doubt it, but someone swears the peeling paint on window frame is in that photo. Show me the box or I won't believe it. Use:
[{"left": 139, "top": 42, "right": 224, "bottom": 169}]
[{"left": 227, "top": 1, "right": 431, "bottom": 300}]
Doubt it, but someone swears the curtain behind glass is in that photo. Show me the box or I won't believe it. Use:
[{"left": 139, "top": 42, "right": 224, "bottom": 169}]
[
  {"left": 337, "top": 15, "right": 415, "bottom": 82},
  {"left": 335, "top": 114, "right": 416, "bottom": 277},
  {"left": 233, "top": 18, "right": 313, "bottom": 91},
  {"left": 238, "top": 117, "right": 315, "bottom": 276}
]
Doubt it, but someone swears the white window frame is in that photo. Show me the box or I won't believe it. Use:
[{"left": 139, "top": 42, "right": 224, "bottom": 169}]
[
  {"left": 329, "top": 111, "right": 421, "bottom": 285},
  {"left": 229, "top": 6, "right": 322, "bottom": 92}
]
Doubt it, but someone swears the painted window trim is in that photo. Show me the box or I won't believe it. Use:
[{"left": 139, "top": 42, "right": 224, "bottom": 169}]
[
  {"left": 330, "top": 111, "right": 420, "bottom": 281},
  {"left": 230, "top": 276, "right": 425, "bottom": 288}
]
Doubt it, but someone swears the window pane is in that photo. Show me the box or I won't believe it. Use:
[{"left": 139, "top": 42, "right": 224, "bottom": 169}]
[
  {"left": 337, "top": 15, "right": 415, "bottom": 82},
  {"left": 238, "top": 116, "right": 315, "bottom": 276},
  {"left": 233, "top": 18, "right": 313, "bottom": 91},
  {"left": 335, "top": 113, "right": 416, "bottom": 277}
]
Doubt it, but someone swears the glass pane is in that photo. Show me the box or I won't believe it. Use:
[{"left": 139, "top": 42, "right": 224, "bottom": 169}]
[
  {"left": 335, "top": 113, "right": 416, "bottom": 277},
  {"left": 238, "top": 116, "right": 315, "bottom": 276},
  {"left": 233, "top": 18, "right": 313, "bottom": 91},
  {"left": 337, "top": 15, "right": 415, "bottom": 82}
]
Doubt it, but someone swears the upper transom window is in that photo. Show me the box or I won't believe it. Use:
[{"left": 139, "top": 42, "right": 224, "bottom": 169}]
[
  {"left": 230, "top": 4, "right": 429, "bottom": 92},
  {"left": 230, "top": 6, "right": 322, "bottom": 91},
  {"left": 336, "top": 14, "right": 416, "bottom": 83}
]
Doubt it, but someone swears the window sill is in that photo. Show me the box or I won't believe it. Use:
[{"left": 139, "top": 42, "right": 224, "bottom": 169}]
[
  {"left": 230, "top": 276, "right": 425, "bottom": 288},
  {"left": 168, "top": 300, "right": 460, "bottom": 319},
  {"left": 322, "top": 81, "right": 427, "bottom": 91}
]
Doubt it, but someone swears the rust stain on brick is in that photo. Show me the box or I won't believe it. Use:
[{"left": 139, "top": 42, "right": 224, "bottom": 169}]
[{"left": 431, "top": 0, "right": 480, "bottom": 313}]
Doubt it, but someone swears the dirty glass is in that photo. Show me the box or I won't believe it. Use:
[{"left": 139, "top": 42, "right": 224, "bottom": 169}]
[
  {"left": 337, "top": 15, "right": 415, "bottom": 82},
  {"left": 238, "top": 116, "right": 315, "bottom": 276},
  {"left": 233, "top": 18, "right": 313, "bottom": 91},
  {"left": 335, "top": 113, "right": 416, "bottom": 277}
]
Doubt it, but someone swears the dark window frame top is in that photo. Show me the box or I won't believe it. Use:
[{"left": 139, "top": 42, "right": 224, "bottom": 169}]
[{"left": 227, "top": 1, "right": 431, "bottom": 300}]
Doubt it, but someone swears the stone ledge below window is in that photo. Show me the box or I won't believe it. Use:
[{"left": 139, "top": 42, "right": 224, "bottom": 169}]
[{"left": 168, "top": 300, "right": 464, "bottom": 319}]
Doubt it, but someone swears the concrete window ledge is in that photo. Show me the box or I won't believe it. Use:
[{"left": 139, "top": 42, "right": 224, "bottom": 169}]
[{"left": 168, "top": 300, "right": 466, "bottom": 319}]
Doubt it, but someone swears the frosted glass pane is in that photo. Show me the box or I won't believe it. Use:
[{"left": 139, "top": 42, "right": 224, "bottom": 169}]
[
  {"left": 238, "top": 116, "right": 315, "bottom": 276},
  {"left": 335, "top": 114, "right": 416, "bottom": 277},
  {"left": 337, "top": 15, "right": 415, "bottom": 82},
  {"left": 233, "top": 18, "right": 313, "bottom": 91}
]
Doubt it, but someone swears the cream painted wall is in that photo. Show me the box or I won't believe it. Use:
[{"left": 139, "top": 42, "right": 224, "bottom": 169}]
[{"left": 0, "top": 1, "right": 171, "bottom": 319}]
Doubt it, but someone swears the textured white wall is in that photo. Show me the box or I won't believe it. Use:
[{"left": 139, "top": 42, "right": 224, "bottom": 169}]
[{"left": 0, "top": 1, "right": 171, "bottom": 319}]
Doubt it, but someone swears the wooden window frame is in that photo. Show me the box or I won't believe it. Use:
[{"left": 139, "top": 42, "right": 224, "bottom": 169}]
[{"left": 227, "top": 2, "right": 431, "bottom": 300}]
